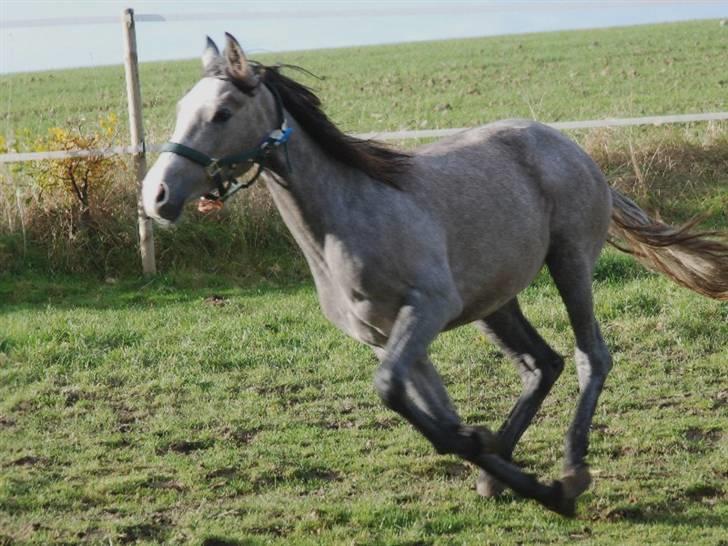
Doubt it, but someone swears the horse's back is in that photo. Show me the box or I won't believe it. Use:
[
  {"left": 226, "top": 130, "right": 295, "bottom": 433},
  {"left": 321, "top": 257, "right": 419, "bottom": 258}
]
[
  {"left": 406, "top": 119, "right": 612, "bottom": 317},
  {"left": 412, "top": 118, "right": 611, "bottom": 241}
]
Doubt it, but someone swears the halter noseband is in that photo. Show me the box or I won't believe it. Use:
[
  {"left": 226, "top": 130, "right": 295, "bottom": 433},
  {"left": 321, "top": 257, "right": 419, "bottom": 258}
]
[{"left": 159, "top": 82, "right": 293, "bottom": 203}]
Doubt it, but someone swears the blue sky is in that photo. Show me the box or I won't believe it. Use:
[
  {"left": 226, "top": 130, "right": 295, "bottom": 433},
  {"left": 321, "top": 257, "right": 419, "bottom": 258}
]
[{"left": 1, "top": 1, "right": 727, "bottom": 74}]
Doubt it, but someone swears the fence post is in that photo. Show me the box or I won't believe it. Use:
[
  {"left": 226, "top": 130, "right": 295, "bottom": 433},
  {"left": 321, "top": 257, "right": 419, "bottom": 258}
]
[{"left": 121, "top": 8, "right": 156, "bottom": 276}]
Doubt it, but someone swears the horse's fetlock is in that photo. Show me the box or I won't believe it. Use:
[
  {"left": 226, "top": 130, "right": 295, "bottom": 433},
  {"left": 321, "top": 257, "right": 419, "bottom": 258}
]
[
  {"left": 456, "top": 425, "right": 499, "bottom": 459},
  {"left": 561, "top": 464, "right": 592, "bottom": 499},
  {"left": 373, "top": 367, "right": 404, "bottom": 410}
]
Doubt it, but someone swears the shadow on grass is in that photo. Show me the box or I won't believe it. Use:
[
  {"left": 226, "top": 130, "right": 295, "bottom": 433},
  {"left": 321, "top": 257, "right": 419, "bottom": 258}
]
[
  {"left": 596, "top": 495, "right": 726, "bottom": 529},
  {"left": 201, "top": 537, "right": 259, "bottom": 546},
  {"left": 0, "top": 246, "right": 693, "bottom": 314},
  {"left": 0, "top": 271, "right": 313, "bottom": 311}
]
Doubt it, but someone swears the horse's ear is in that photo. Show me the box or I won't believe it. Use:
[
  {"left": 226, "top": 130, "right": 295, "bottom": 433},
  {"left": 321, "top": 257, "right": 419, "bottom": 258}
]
[
  {"left": 224, "top": 32, "right": 257, "bottom": 87},
  {"left": 201, "top": 36, "right": 220, "bottom": 72}
]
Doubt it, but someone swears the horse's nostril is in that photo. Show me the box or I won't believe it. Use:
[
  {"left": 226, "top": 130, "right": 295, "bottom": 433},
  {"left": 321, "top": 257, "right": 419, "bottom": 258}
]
[{"left": 155, "top": 182, "right": 168, "bottom": 205}]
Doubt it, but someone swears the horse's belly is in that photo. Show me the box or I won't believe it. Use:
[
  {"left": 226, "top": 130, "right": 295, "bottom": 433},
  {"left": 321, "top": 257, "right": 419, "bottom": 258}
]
[{"left": 450, "top": 235, "right": 549, "bottom": 323}]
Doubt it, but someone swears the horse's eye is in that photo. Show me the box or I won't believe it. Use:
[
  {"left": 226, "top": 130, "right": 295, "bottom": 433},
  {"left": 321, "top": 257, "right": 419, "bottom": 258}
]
[{"left": 211, "top": 109, "right": 232, "bottom": 123}]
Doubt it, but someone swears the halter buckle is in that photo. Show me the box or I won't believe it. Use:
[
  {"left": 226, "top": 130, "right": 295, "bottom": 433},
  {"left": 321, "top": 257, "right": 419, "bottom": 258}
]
[{"left": 207, "top": 159, "right": 223, "bottom": 179}]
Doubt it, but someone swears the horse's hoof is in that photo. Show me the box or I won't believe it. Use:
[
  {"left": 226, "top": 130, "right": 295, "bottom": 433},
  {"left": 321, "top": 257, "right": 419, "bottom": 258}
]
[
  {"left": 544, "top": 480, "right": 577, "bottom": 518},
  {"left": 561, "top": 465, "right": 592, "bottom": 499},
  {"left": 476, "top": 469, "right": 505, "bottom": 498}
]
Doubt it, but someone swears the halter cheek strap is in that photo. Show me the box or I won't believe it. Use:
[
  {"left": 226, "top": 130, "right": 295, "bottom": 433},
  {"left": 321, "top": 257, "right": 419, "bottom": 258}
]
[{"left": 159, "top": 82, "right": 293, "bottom": 202}]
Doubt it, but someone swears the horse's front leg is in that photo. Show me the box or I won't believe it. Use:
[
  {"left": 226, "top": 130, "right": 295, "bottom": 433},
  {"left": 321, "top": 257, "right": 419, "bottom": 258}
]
[
  {"left": 372, "top": 289, "right": 484, "bottom": 454},
  {"left": 373, "top": 289, "right": 574, "bottom": 516}
]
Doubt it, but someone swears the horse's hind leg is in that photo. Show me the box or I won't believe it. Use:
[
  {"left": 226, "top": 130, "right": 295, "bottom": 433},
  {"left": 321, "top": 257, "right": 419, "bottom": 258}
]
[
  {"left": 473, "top": 299, "right": 565, "bottom": 497},
  {"left": 547, "top": 247, "right": 613, "bottom": 499}
]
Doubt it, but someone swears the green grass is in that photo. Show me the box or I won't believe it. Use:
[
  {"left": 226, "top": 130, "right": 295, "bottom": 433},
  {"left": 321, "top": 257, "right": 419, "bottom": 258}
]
[
  {"left": 0, "top": 253, "right": 726, "bottom": 545},
  {"left": 1, "top": 20, "right": 727, "bottom": 544},
  {"left": 2, "top": 19, "right": 727, "bottom": 140}
]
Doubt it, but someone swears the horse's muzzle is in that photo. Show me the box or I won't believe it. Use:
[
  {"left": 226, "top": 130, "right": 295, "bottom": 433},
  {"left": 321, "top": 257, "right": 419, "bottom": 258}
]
[{"left": 145, "top": 181, "right": 184, "bottom": 223}]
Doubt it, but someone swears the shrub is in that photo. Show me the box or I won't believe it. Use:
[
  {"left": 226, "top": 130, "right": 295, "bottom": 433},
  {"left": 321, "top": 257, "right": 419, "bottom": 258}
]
[
  {"left": 23, "top": 114, "right": 122, "bottom": 231},
  {"left": 1, "top": 115, "right": 138, "bottom": 274}
]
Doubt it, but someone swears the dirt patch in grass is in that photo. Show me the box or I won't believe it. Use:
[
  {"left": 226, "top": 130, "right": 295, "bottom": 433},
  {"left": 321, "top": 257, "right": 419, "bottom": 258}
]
[
  {"left": 203, "top": 295, "right": 228, "bottom": 307},
  {"left": 361, "top": 415, "right": 401, "bottom": 430},
  {"left": 220, "top": 426, "right": 261, "bottom": 445},
  {"left": 147, "top": 476, "right": 187, "bottom": 491},
  {"left": 6, "top": 455, "right": 48, "bottom": 467},
  {"left": 0, "top": 415, "right": 15, "bottom": 428},
  {"left": 682, "top": 426, "right": 723, "bottom": 451},
  {"left": 201, "top": 537, "right": 252, "bottom": 546},
  {"left": 205, "top": 467, "right": 240, "bottom": 480},
  {"left": 599, "top": 504, "right": 646, "bottom": 522},
  {"left": 118, "top": 521, "right": 169, "bottom": 544},
  {"left": 290, "top": 466, "right": 341, "bottom": 484},
  {"left": 156, "top": 439, "right": 213, "bottom": 454},
  {"left": 684, "top": 484, "right": 723, "bottom": 502}
]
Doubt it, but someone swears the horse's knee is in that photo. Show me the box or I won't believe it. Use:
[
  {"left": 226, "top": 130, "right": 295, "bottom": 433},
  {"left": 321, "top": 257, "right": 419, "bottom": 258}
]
[{"left": 430, "top": 424, "right": 499, "bottom": 457}]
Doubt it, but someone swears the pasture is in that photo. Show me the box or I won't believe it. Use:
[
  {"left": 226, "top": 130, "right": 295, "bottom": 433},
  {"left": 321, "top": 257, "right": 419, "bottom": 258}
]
[
  {"left": 2, "top": 20, "right": 728, "bottom": 138},
  {"left": 1, "top": 261, "right": 727, "bottom": 544},
  {"left": 1, "top": 19, "right": 727, "bottom": 545}
]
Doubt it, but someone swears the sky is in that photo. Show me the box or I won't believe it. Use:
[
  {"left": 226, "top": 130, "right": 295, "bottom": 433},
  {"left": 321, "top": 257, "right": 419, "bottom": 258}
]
[{"left": 1, "top": 1, "right": 727, "bottom": 74}]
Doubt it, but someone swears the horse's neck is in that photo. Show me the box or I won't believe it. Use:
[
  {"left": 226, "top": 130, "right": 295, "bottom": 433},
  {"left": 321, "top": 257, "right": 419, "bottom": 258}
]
[{"left": 263, "top": 116, "right": 370, "bottom": 264}]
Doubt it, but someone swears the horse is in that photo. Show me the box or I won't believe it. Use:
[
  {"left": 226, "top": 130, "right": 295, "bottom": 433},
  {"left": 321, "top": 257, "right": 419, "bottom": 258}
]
[{"left": 141, "top": 34, "right": 728, "bottom": 516}]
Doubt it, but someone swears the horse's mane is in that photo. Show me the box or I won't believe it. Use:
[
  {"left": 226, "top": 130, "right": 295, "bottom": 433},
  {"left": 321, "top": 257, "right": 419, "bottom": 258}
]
[{"left": 206, "top": 60, "right": 411, "bottom": 187}]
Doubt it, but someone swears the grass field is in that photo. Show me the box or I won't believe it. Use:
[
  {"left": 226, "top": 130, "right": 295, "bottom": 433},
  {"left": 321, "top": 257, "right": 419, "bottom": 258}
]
[
  {"left": 1, "top": 256, "right": 726, "bottom": 545},
  {"left": 2, "top": 20, "right": 727, "bottom": 139},
  {"left": 1, "top": 19, "right": 728, "bottom": 545}
]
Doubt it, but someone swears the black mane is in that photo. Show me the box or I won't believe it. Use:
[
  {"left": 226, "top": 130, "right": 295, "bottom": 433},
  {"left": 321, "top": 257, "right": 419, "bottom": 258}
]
[{"left": 206, "top": 60, "right": 411, "bottom": 187}]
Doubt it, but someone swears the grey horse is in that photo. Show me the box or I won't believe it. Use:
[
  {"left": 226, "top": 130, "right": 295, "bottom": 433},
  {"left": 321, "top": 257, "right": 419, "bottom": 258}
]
[{"left": 142, "top": 34, "right": 728, "bottom": 516}]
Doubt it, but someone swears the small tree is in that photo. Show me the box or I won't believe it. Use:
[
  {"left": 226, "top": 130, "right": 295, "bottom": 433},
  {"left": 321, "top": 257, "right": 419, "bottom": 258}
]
[{"left": 23, "top": 114, "right": 123, "bottom": 232}]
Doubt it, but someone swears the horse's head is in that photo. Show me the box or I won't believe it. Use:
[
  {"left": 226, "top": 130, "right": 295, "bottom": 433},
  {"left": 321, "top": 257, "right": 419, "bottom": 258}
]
[{"left": 142, "top": 34, "right": 283, "bottom": 224}]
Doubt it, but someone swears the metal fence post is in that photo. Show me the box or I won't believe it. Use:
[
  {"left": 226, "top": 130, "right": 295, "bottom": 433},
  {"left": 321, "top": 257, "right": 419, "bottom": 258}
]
[{"left": 121, "top": 8, "right": 156, "bottom": 276}]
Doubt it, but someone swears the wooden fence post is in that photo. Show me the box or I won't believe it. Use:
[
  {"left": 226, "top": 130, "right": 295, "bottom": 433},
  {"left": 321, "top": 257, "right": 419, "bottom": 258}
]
[{"left": 121, "top": 8, "right": 156, "bottom": 276}]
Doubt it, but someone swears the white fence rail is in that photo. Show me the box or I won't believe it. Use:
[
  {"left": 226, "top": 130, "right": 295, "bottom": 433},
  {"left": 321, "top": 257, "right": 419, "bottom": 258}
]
[
  {"left": 2, "top": 111, "right": 728, "bottom": 164},
  {"left": 355, "top": 111, "right": 728, "bottom": 141}
]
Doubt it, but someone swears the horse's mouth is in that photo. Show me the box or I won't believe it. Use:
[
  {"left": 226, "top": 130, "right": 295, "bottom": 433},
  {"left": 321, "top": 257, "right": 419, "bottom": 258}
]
[{"left": 152, "top": 199, "right": 185, "bottom": 224}]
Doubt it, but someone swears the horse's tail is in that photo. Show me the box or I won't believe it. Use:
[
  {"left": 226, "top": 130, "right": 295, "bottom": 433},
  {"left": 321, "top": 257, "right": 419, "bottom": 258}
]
[{"left": 607, "top": 188, "right": 728, "bottom": 300}]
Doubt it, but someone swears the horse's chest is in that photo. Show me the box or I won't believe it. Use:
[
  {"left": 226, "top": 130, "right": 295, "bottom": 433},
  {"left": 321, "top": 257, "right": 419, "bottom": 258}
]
[{"left": 310, "top": 265, "right": 396, "bottom": 348}]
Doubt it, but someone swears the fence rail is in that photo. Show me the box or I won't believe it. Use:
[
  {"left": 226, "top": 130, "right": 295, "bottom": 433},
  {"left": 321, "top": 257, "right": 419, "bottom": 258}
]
[
  {"left": 2, "top": 111, "right": 727, "bottom": 165},
  {"left": 356, "top": 111, "right": 728, "bottom": 140},
  {"left": 0, "top": 112, "right": 728, "bottom": 163}
]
